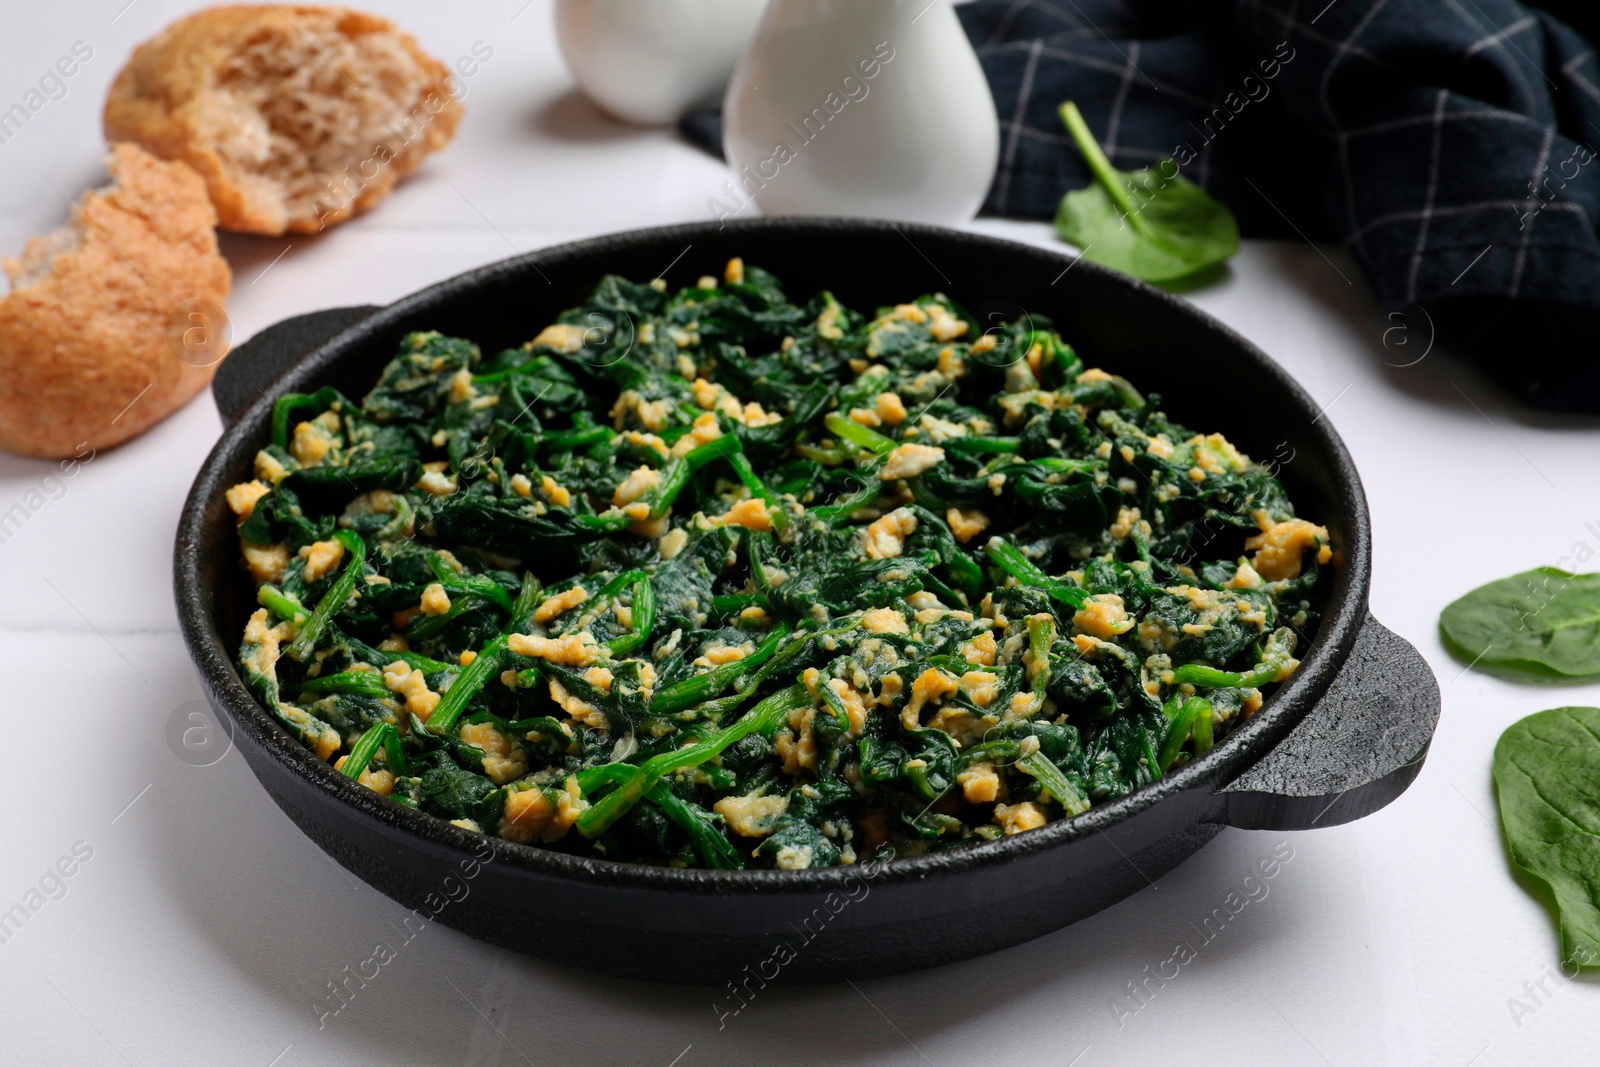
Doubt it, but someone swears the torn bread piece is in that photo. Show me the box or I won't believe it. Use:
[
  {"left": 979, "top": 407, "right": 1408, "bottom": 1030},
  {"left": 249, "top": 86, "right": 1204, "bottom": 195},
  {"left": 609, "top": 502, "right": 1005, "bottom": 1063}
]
[
  {"left": 104, "top": 5, "right": 462, "bottom": 235},
  {"left": 0, "top": 143, "right": 232, "bottom": 458}
]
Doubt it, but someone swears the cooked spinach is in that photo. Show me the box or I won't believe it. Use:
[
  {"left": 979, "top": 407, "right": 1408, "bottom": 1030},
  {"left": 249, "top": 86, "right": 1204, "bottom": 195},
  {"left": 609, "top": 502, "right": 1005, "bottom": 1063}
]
[
  {"left": 1494, "top": 707, "right": 1600, "bottom": 969},
  {"left": 227, "top": 258, "right": 1327, "bottom": 869},
  {"left": 1054, "top": 101, "right": 1240, "bottom": 285},
  {"left": 1442, "top": 568, "right": 1600, "bottom": 680}
]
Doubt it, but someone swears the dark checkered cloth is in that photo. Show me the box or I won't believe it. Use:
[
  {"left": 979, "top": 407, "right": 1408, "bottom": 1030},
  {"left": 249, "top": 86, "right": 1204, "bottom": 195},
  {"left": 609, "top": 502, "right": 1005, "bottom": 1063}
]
[{"left": 683, "top": 0, "right": 1600, "bottom": 411}]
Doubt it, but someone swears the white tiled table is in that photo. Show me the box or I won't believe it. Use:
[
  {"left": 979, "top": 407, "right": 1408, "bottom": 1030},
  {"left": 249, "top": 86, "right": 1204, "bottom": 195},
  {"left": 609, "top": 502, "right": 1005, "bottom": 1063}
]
[{"left": 3, "top": 3, "right": 1598, "bottom": 1065}]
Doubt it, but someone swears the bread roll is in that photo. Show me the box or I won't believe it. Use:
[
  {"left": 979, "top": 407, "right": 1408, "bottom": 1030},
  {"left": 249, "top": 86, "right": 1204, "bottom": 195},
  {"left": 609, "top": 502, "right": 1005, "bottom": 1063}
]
[
  {"left": 0, "top": 143, "right": 232, "bottom": 458},
  {"left": 104, "top": 5, "right": 462, "bottom": 235}
]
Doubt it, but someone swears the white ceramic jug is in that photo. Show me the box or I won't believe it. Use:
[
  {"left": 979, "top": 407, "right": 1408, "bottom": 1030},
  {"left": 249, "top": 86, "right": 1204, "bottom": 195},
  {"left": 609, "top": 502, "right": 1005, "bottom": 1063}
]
[
  {"left": 720, "top": 0, "right": 999, "bottom": 225},
  {"left": 555, "top": 0, "right": 768, "bottom": 127}
]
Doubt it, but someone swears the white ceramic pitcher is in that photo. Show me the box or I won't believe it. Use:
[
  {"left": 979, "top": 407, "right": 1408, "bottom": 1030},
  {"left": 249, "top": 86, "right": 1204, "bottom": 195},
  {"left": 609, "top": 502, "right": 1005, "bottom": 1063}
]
[
  {"left": 720, "top": 0, "right": 999, "bottom": 225},
  {"left": 555, "top": 0, "right": 768, "bottom": 126}
]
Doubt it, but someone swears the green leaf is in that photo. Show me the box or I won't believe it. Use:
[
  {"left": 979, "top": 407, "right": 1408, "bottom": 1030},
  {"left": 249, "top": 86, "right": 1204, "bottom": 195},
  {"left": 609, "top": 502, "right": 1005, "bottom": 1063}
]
[
  {"left": 1494, "top": 707, "right": 1600, "bottom": 969},
  {"left": 1053, "top": 101, "right": 1239, "bottom": 284},
  {"left": 1441, "top": 568, "right": 1600, "bottom": 680}
]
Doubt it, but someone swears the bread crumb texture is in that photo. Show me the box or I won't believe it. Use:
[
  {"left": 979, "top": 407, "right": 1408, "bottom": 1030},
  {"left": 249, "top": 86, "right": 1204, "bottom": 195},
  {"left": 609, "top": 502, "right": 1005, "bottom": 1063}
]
[
  {"left": 104, "top": 5, "right": 462, "bottom": 235},
  {"left": 0, "top": 142, "right": 231, "bottom": 458}
]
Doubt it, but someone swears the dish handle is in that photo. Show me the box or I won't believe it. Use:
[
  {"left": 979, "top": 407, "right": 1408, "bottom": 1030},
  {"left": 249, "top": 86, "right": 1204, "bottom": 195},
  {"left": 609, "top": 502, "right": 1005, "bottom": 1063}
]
[
  {"left": 1218, "top": 612, "right": 1440, "bottom": 831},
  {"left": 212, "top": 305, "right": 382, "bottom": 424}
]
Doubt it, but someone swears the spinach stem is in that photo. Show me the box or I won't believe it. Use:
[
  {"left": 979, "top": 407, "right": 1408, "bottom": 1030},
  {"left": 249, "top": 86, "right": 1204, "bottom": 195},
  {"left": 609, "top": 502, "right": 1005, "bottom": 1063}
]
[
  {"left": 711, "top": 593, "right": 764, "bottom": 617},
  {"left": 604, "top": 571, "right": 656, "bottom": 657},
  {"left": 722, "top": 446, "right": 789, "bottom": 531},
  {"left": 1058, "top": 101, "right": 1147, "bottom": 233},
  {"left": 945, "top": 436, "right": 1020, "bottom": 454},
  {"left": 813, "top": 481, "right": 882, "bottom": 524},
  {"left": 1017, "top": 751, "right": 1090, "bottom": 815},
  {"left": 618, "top": 434, "right": 743, "bottom": 530},
  {"left": 340, "top": 722, "right": 396, "bottom": 781},
  {"left": 1191, "top": 704, "right": 1215, "bottom": 757},
  {"left": 428, "top": 554, "right": 514, "bottom": 612},
  {"left": 650, "top": 622, "right": 793, "bottom": 715},
  {"left": 423, "top": 573, "right": 543, "bottom": 735},
  {"left": 423, "top": 636, "right": 505, "bottom": 735},
  {"left": 824, "top": 412, "right": 897, "bottom": 456},
  {"left": 297, "top": 671, "right": 390, "bottom": 699},
  {"left": 576, "top": 684, "right": 809, "bottom": 838},
  {"left": 286, "top": 529, "right": 366, "bottom": 661},
  {"left": 984, "top": 537, "right": 1089, "bottom": 610},
  {"left": 258, "top": 585, "right": 307, "bottom": 622},
  {"left": 647, "top": 783, "right": 745, "bottom": 869},
  {"left": 384, "top": 650, "right": 454, "bottom": 674},
  {"left": 1158, "top": 697, "right": 1213, "bottom": 771},
  {"left": 1170, "top": 663, "right": 1275, "bottom": 689}
]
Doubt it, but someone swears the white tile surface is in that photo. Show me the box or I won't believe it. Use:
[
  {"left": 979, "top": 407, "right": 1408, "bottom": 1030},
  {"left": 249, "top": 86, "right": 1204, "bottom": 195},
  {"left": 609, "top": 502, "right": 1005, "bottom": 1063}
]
[{"left": 3, "top": 2, "right": 1600, "bottom": 1065}]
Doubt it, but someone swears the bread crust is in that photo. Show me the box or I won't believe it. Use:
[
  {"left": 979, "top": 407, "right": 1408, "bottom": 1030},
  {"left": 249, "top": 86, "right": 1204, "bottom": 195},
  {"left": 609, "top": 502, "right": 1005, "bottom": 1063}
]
[
  {"left": 0, "top": 143, "right": 233, "bottom": 459},
  {"left": 104, "top": 5, "right": 461, "bottom": 235}
]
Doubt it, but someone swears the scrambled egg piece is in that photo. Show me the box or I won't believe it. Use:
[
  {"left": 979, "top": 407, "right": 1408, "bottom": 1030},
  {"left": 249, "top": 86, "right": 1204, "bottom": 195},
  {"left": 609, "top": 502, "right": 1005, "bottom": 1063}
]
[
  {"left": 658, "top": 527, "right": 689, "bottom": 560},
  {"left": 925, "top": 302, "right": 968, "bottom": 341},
  {"left": 225, "top": 480, "right": 270, "bottom": 520},
  {"left": 243, "top": 541, "right": 289, "bottom": 583},
  {"left": 500, "top": 777, "right": 586, "bottom": 844},
  {"left": 1246, "top": 518, "right": 1332, "bottom": 581},
  {"left": 875, "top": 391, "right": 908, "bottom": 425},
  {"left": 508, "top": 631, "right": 601, "bottom": 667},
  {"left": 671, "top": 412, "right": 722, "bottom": 458},
  {"left": 714, "top": 793, "right": 788, "bottom": 837},
  {"left": 945, "top": 507, "right": 989, "bottom": 544},
  {"left": 290, "top": 413, "right": 338, "bottom": 465},
  {"left": 612, "top": 465, "right": 660, "bottom": 507},
  {"left": 419, "top": 582, "right": 451, "bottom": 616},
  {"left": 714, "top": 498, "right": 773, "bottom": 532},
  {"left": 902, "top": 668, "right": 958, "bottom": 730},
  {"left": 334, "top": 755, "right": 396, "bottom": 795},
  {"left": 299, "top": 539, "right": 346, "bottom": 584},
  {"left": 695, "top": 640, "right": 755, "bottom": 667},
  {"left": 415, "top": 464, "right": 457, "bottom": 497},
  {"left": 548, "top": 678, "right": 607, "bottom": 728},
  {"left": 861, "top": 607, "right": 910, "bottom": 634},
  {"left": 1225, "top": 560, "right": 1264, "bottom": 589},
  {"left": 958, "top": 671, "right": 1000, "bottom": 708},
  {"left": 383, "top": 661, "right": 440, "bottom": 721},
  {"left": 958, "top": 762, "right": 1001, "bottom": 804},
  {"left": 993, "top": 801, "right": 1047, "bottom": 835},
  {"left": 1189, "top": 432, "right": 1250, "bottom": 475},
  {"left": 862, "top": 507, "right": 917, "bottom": 559},
  {"left": 460, "top": 722, "right": 527, "bottom": 785},
  {"left": 776, "top": 703, "right": 817, "bottom": 774},
  {"left": 959, "top": 631, "right": 998, "bottom": 667},
  {"left": 533, "top": 585, "right": 589, "bottom": 625},
  {"left": 610, "top": 389, "right": 673, "bottom": 432},
  {"left": 824, "top": 678, "right": 870, "bottom": 735},
  {"left": 1073, "top": 594, "right": 1133, "bottom": 638},
  {"left": 880, "top": 443, "right": 945, "bottom": 480}
]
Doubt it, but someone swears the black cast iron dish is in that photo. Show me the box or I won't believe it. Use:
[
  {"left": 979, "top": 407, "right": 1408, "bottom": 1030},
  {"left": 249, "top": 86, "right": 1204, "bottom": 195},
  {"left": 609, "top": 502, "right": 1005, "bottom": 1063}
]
[{"left": 176, "top": 219, "right": 1441, "bottom": 984}]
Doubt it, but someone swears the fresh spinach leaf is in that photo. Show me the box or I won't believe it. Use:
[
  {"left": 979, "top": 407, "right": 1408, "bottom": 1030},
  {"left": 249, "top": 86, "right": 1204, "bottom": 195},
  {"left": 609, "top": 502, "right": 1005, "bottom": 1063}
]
[
  {"left": 1494, "top": 707, "right": 1600, "bottom": 968},
  {"left": 1053, "top": 101, "right": 1240, "bottom": 285},
  {"left": 1441, "top": 568, "right": 1600, "bottom": 680}
]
